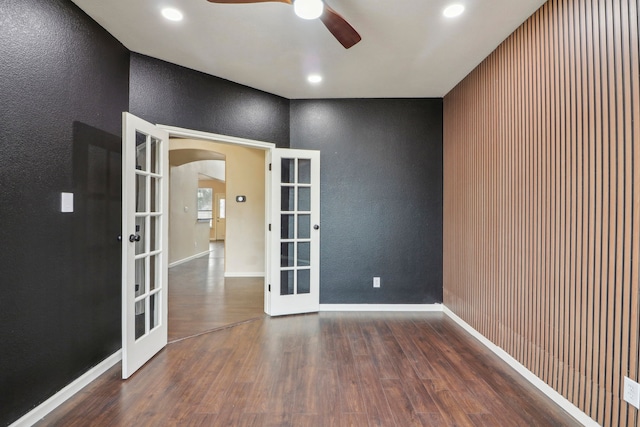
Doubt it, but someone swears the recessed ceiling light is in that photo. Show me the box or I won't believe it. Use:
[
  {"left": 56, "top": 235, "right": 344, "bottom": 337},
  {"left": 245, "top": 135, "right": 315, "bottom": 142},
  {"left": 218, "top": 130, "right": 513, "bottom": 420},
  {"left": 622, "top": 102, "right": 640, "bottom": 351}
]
[
  {"left": 161, "top": 7, "right": 183, "bottom": 21},
  {"left": 307, "top": 74, "right": 323, "bottom": 84},
  {"left": 443, "top": 4, "right": 465, "bottom": 18}
]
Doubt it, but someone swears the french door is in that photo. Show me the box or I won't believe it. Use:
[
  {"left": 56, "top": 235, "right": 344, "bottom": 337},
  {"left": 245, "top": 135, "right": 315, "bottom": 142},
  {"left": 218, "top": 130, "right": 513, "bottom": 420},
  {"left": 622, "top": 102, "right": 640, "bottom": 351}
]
[
  {"left": 121, "top": 113, "right": 169, "bottom": 379},
  {"left": 268, "top": 149, "right": 321, "bottom": 316},
  {"left": 120, "top": 117, "right": 320, "bottom": 375}
]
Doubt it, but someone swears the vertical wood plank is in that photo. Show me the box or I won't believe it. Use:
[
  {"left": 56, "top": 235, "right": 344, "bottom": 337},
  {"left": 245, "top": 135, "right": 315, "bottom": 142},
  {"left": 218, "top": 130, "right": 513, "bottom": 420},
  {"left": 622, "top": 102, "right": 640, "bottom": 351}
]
[
  {"left": 442, "top": 1, "right": 640, "bottom": 425},
  {"left": 626, "top": 2, "right": 640, "bottom": 425}
]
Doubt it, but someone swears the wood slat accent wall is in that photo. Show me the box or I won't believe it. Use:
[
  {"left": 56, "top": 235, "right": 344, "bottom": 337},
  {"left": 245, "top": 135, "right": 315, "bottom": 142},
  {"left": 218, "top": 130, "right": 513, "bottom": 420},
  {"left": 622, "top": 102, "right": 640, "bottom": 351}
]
[{"left": 443, "top": 0, "right": 640, "bottom": 425}]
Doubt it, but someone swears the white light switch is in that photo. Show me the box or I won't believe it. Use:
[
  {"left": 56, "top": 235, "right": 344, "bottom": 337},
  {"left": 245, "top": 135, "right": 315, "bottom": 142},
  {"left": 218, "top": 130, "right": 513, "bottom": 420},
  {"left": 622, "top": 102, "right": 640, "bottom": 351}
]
[{"left": 61, "top": 192, "right": 74, "bottom": 213}]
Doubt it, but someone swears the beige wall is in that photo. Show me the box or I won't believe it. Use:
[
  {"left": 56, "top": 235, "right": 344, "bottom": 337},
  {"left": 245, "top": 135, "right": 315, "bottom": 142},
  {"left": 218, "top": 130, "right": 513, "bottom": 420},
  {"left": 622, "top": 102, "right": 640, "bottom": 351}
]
[
  {"left": 170, "top": 138, "right": 266, "bottom": 276},
  {"left": 169, "top": 161, "right": 220, "bottom": 264}
]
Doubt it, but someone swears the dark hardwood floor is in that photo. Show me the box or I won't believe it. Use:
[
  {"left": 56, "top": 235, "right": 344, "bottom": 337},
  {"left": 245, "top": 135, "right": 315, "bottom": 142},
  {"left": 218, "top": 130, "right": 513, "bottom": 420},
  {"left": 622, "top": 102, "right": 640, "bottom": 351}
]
[
  {"left": 36, "top": 311, "right": 580, "bottom": 426},
  {"left": 168, "top": 241, "right": 264, "bottom": 342}
]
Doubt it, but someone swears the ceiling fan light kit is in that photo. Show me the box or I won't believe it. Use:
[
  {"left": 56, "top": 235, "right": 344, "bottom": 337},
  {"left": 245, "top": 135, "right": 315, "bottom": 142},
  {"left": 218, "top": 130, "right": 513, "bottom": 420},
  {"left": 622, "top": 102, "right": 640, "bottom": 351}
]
[
  {"left": 206, "top": 0, "right": 361, "bottom": 49},
  {"left": 294, "top": 0, "right": 324, "bottom": 20}
]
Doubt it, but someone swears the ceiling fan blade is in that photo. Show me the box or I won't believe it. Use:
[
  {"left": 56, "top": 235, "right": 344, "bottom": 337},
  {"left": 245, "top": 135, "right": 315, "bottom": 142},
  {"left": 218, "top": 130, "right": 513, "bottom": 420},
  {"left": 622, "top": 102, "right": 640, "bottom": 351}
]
[
  {"left": 320, "top": 3, "right": 361, "bottom": 49},
  {"left": 207, "top": 0, "right": 291, "bottom": 4}
]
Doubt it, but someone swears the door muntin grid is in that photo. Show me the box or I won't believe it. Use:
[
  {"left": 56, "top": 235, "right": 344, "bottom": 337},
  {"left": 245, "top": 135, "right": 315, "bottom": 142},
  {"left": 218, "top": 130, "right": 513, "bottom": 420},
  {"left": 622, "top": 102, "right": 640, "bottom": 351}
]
[
  {"left": 133, "top": 131, "right": 163, "bottom": 340},
  {"left": 279, "top": 157, "right": 312, "bottom": 296}
]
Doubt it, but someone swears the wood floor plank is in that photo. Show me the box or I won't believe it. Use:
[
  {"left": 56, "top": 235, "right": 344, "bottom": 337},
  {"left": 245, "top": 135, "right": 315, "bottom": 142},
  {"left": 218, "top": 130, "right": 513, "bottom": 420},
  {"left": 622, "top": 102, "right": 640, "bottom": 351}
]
[
  {"left": 377, "top": 330, "right": 440, "bottom": 414},
  {"left": 464, "top": 379, "right": 532, "bottom": 426},
  {"left": 359, "top": 322, "right": 401, "bottom": 380},
  {"left": 242, "top": 349, "right": 282, "bottom": 414},
  {"left": 430, "top": 389, "right": 476, "bottom": 427},
  {"left": 207, "top": 382, "right": 253, "bottom": 426},
  {"left": 196, "top": 321, "right": 263, "bottom": 414},
  {"left": 380, "top": 379, "right": 424, "bottom": 427},
  {"left": 411, "top": 335, "right": 470, "bottom": 391},
  {"left": 353, "top": 355, "right": 398, "bottom": 427},
  {"left": 417, "top": 412, "right": 452, "bottom": 427},
  {"left": 341, "top": 314, "right": 371, "bottom": 357},
  {"left": 337, "top": 370, "right": 367, "bottom": 415},
  {"left": 338, "top": 413, "right": 371, "bottom": 427},
  {"left": 265, "top": 350, "right": 298, "bottom": 416},
  {"left": 468, "top": 413, "right": 504, "bottom": 427}
]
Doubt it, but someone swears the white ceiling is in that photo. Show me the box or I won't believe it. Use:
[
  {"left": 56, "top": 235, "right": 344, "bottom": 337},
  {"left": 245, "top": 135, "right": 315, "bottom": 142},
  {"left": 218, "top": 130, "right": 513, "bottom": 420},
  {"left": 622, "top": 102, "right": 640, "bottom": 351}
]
[{"left": 70, "top": 0, "right": 545, "bottom": 99}]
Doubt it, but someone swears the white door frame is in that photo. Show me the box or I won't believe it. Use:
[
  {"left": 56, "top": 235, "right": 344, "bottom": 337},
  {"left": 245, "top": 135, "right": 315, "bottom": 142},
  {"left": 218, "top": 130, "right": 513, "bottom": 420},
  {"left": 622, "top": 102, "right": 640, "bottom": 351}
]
[{"left": 157, "top": 125, "right": 276, "bottom": 314}]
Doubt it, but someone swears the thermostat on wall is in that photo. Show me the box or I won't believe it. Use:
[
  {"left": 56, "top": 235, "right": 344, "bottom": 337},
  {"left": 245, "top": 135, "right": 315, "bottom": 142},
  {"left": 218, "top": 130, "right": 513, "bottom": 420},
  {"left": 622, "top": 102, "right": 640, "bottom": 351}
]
[{"left": 236, "top": 195, "right": 246, "bottom": 202}]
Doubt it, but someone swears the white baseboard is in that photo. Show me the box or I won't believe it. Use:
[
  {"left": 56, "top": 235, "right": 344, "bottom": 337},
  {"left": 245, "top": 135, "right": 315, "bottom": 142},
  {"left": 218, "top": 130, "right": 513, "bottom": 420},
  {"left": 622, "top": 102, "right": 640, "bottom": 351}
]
[
  {"left": 168, "top": 250, "right": 210, "bottom": 268},
  {"left": 224, "top": 272, "right": 264, "bottom": 278},
  {"left": 10, "top": 350, "right": 122, "bottom": 427},
  {"left": 320, "top": 304, "right": 444, "bottom": 312},
  {"left": 443, "top": 306, "right": 598, "bottom": 427}
]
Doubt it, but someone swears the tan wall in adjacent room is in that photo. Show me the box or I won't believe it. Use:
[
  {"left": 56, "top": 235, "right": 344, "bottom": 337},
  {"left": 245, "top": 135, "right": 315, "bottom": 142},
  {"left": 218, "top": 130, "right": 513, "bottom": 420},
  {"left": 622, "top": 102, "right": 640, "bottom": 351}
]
[
  {"left": 443, "top": 1, "right": 640, "bottom": 426},
  {"left": 169, "top": 162, "right": 219, "bottom": 264},
  {"left": 170, "top": 139, "right": 266, "bottom": 276}
]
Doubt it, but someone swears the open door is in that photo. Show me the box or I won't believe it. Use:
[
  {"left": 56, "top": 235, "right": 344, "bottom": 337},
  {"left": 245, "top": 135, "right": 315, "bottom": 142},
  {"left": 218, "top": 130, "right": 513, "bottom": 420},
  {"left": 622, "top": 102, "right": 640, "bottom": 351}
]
[
  {"left": 268, "top": 149, "right": 320, "bottom": 316},
  {"left": 215, "top": 192, "right": 226, "bottom": 240},
  {"left": 121, "top": 113, "right": 169, "bottom": 379}
]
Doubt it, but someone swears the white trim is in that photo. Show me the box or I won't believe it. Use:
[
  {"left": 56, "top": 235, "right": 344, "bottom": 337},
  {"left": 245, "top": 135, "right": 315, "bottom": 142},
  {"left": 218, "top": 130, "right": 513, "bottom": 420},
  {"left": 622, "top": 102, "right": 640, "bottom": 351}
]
[
  {"left": 224, "top": 272, "right": 265, "bottom": 278},
  {"left": 157, "top": 125, "right": 276, "bottom": 150},
  {"left": 10, "top": 350, "right": 122, "bottom": 427},
  {"left": 168, "top": 250, "right": 211, "bottom": 268},
  {"left": 320, "top": 304, "right": 444, "bottom": 312},
  {"left": 443, "top": 306, "right": 599, "bottom": 427}
]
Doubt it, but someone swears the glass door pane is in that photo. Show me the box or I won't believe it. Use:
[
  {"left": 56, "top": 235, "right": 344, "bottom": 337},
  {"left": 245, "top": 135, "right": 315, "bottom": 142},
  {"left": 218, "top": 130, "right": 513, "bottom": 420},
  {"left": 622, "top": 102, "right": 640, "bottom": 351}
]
[{"left": 279, "top": 158, "right": 313, "bottom": 297}]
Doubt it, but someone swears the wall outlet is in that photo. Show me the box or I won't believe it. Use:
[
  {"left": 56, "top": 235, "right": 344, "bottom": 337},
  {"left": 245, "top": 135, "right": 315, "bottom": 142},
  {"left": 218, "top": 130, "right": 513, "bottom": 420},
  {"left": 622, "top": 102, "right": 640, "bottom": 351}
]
[
  {"left": 624, "top": 377, "right": 640, "bottom": 409},
  {"left": 373, "top": 277, "right": 381, "bottom": 288}
]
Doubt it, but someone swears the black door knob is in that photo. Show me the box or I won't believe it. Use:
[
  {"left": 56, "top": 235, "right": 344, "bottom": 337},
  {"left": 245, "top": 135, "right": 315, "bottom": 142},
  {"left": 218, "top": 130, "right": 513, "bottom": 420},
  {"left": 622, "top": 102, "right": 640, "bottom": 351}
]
[
  {"left": 313, "top": 224, "right": 320, "bottom": 230},
  {"left": 129, "top": 234, "right": 141, "bottom": 242}
]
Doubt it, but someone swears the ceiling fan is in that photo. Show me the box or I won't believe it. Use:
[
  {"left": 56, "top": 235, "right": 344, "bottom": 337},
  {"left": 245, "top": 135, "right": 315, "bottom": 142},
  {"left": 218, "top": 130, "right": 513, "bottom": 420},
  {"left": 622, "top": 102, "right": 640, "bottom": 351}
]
[{"left": 206, "top": 0, "right": 362, "bottom": 49}]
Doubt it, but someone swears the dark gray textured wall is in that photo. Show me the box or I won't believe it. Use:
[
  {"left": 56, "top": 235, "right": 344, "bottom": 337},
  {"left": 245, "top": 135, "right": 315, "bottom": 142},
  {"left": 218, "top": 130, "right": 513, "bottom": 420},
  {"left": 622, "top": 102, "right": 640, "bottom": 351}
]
[
  {"left": 129, "top": 54, "right": 291, "bottom": 148},
  {"left": 290, "top": 99, "right": 443, "bottom": 304},
  {"left": 0, "top": 1, "right": 129, "bottom": 425}
]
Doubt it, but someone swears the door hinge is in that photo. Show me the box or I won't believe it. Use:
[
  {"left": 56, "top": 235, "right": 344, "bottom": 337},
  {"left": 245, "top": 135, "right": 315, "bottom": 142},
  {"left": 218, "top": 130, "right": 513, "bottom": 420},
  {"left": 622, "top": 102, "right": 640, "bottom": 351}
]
[
  {"left": 268, "top": 284, "right": 271, "bottom": 292},
  {"left": 268, "top": 223, "right": 271, "bottom": 231},
  {"left": 269, "top": 163, "right": 272, "bottom": 171}
]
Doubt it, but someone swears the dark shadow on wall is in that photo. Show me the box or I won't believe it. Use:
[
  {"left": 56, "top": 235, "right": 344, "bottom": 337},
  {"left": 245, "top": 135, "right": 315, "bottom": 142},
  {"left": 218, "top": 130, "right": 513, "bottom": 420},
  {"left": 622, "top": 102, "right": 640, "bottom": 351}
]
[{"left": 71, "top": 121, "right": 122, "bottom": 362}]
